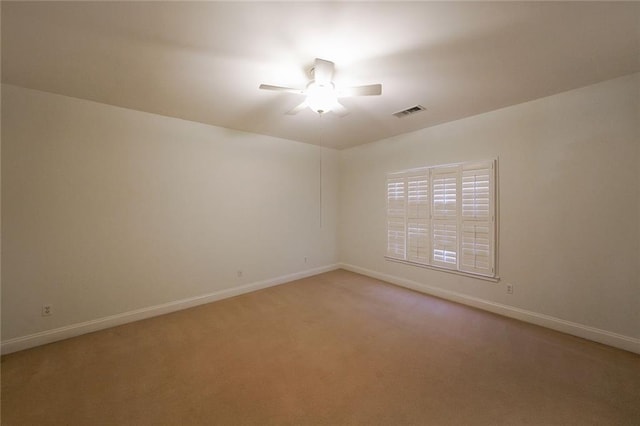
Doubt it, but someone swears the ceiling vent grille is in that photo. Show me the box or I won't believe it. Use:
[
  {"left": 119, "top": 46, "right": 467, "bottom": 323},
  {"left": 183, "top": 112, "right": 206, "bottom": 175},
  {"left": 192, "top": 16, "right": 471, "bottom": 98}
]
[{"left": 393, "top": 105, "right": 426, "bottom": 118}]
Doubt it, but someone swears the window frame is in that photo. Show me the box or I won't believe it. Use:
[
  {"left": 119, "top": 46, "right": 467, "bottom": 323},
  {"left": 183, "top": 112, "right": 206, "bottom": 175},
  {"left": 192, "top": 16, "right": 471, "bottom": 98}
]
[{"left": 385, "top": 159, "right": 499, "bottom": 282}]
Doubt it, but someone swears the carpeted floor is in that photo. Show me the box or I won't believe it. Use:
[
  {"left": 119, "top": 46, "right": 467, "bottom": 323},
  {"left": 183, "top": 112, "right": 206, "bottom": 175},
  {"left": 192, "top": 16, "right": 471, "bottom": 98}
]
[{"left": 2, "top": 269, "right": 639, "bottom": 425}]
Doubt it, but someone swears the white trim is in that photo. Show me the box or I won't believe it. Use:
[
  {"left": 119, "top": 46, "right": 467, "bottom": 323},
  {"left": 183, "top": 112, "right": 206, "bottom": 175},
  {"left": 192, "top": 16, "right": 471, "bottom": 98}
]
[
  {"left": 1, "top": 264, "right": 340, "bottom": 355},
  {"left": 385, "top": 256, "right": 500, "bottom": 282},
  {"left": 339, "top": 263, "right": 640, "bottom": 355},
  {"left": 387, "top": 159, "right": 493, "bottom": 176}
]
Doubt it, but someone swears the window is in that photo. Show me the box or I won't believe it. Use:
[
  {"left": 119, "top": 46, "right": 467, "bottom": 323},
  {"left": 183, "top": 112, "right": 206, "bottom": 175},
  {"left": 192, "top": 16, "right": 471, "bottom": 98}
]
[{"left": 386, "top": 160, "right": 497, "bottom": 279}]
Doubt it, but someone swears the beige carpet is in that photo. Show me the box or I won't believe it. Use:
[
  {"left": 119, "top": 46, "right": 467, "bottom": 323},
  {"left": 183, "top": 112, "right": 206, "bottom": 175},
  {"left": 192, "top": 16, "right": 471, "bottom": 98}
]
[{"left": 2, "top": 270, "right": 639, "bottom": 425}]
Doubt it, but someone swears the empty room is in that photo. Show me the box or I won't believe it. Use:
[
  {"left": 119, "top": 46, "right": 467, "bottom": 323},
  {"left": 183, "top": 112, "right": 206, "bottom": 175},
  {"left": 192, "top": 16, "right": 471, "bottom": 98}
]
[{"left": 1, "top": 1, "right": 639, "bottom": 425}]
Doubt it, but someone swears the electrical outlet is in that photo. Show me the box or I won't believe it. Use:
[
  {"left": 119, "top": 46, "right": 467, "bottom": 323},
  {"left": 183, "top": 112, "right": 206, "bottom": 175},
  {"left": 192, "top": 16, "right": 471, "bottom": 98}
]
[
  {"left": 237, "top": 270, "right": 243, "bottom": 278},
  {"left": 506, "top": 284, "right": 514, "bottom": 295},
  {"left": 42, "top": 305, "right": 52, "bottom": 316}
]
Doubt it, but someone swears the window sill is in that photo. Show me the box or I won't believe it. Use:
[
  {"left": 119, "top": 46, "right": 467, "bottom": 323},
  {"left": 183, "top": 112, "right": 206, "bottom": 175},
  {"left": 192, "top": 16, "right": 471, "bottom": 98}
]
[{"left": 384, "top": 256, "right": 500, "bottom": 283}]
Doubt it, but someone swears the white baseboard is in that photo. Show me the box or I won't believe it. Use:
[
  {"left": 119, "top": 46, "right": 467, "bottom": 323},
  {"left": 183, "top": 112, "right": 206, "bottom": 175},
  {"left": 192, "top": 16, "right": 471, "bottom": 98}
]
[
  {"left": 339, "top": 263, "right": 640, "bottom": 355},
  {"left": 1, "top": 264, "right": 340, "bottom": 355}
]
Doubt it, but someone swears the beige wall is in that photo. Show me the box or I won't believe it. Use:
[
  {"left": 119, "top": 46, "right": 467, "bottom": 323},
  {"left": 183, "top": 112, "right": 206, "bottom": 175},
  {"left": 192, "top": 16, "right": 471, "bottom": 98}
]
[
  {"left": 339, "top": 73, "right": 640, "bottom": 340},
  {"left": 1, "top": 84, "right": 338, "bottom": 341},
  {"left": 2, "top": 73, "right": 638, "bottom": 351}
]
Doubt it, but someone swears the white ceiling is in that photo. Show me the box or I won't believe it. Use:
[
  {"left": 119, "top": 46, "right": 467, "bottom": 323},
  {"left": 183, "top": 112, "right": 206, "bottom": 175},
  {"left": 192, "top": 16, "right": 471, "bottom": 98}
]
[{"left": 3, "top": 1, "right": 639, "bottom": 149}]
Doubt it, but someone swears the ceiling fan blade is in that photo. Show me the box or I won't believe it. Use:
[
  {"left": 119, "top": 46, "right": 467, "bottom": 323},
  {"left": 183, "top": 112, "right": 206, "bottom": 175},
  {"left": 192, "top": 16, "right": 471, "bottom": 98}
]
[
  {"left": 337, "top": 84, "right": 382, "bottom": 97},
  {"left": 332, "top": 102, "right": 349, "bottom": 117},
  {"left": 312, "top": 58, "right": 334, "bottom": 85},
  {"left": 286, "top": 101, "right": 308, "bottom": 115},
  {"left": 259, "top": 84, "right": 304, "bottom": 95}
]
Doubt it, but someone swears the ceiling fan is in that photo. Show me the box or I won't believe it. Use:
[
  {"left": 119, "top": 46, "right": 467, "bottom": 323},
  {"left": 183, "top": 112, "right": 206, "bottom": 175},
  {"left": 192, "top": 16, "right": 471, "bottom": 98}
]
[{"left": 259, "top": 58, "right": 382, "bottom": 117}]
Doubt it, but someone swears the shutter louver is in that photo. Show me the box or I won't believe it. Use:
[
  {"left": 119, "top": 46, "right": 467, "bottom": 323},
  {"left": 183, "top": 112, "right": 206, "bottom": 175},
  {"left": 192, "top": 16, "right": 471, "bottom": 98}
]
[
  {"left": 462, "top": 166, "right": 490, "bottom": 219},
  {"left": 432, "top": 168, "right": 458, "bottom": 269},
  {"left": 432, "top": 171, "right": 457, "bottom": 218},
  {"left": 407, "top": 173, "right": 429, "bottom": 263},
  {"left": 461, "top": 223, "right": 490, "bottom": 271},
  {"left": 387, "top": 176, "right": 406, "bottom": 259},
  {"left": 387, "top": 217, "right": 406, "bottom": 259},
  {"left": 432, "top": 222, "right": 457, "bottom": 265},
  {"left": 387, "top": 177, "right": 405, "bottom": 217},
  {"left": 460, "top": 162, "right": 494, "bottom": 275}
]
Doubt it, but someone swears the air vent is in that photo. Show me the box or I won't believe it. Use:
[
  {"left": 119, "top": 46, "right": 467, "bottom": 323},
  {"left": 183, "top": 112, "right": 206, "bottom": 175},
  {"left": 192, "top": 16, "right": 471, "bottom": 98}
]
[{"left": 393, "top": 105, "right": 426, "bottom": 118}]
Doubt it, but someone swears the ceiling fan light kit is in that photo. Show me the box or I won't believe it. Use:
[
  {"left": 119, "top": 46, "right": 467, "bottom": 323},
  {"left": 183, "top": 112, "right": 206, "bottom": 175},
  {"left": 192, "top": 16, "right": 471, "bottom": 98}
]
[
  {"left": 259, "top": 58, "right": 382, "bottom": 116},
  {"left": 305, "top": 82, "right": 338, "bottom": 114}
]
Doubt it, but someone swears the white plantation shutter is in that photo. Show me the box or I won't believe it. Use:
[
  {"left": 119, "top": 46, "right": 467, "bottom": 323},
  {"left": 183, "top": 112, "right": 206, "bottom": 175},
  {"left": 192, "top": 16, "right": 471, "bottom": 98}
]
[
  {"left": 431, "top": 168, "right": 458, "bottom": 268},
  {"left": 461, "top": 222, "right": 491, "bottom": 271},
  {"left": 407, "top": 173, "right": 429, "bottom": 263},
  {"left": 460, "top": 162, "right": 494, "bottom": 275},
  {"left": 387, "top": 175, "right": 406, "bottom": 259},
  {"left": 432, "top": 169, "right": 458, "bottom": 219},
  {"left": 385, "top": 159, "right": 497, "bottom": 279}
]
